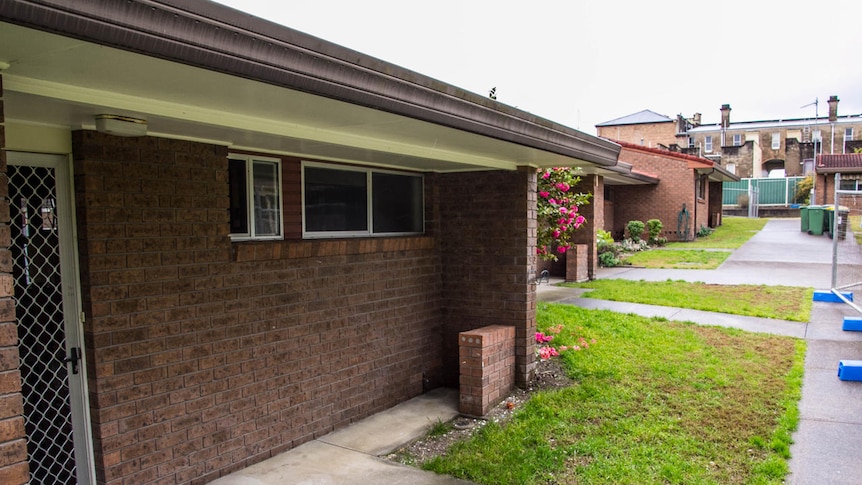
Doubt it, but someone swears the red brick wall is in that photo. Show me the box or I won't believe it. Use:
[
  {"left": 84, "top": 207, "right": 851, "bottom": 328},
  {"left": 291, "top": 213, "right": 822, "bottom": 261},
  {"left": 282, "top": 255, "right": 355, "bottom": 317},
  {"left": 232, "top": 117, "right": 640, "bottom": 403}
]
[
  {"left": 72, "top": 131, "right": 443, "bottom": 484},
  {"left": 0, "top": 73, "right": 30, "bottom": 485},
  {"left": 458, "top": 325, "right": 515, "bottom": 417},
  {"left": 438, "top": 169, "right": 536, "bottom": 388},
  {"left": 816, "top": 173, "right": 862, "bottom": 212},
  {"left": 597, "top": 122, "right": 677, "bottom": 148},
  {"left": 612, "top": 147, "right": 698, "bottom": 242}
]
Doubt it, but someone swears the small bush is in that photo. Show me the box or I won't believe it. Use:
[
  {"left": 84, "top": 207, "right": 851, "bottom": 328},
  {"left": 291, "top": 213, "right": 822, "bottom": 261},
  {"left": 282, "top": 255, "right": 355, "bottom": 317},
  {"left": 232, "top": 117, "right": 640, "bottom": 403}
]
[
  {"left": 646, "top": 219, "right": 663, "bottom": 244},
  {"left": 697, "top": 224, "right": 714, "bottom": 238},
  {"left": 794, "top": 175, "right": 813, "bottom": 205},
  {"left": 626, "top": 220, "right": 645, "bottom": 241},
  {"left": 599, "top": 251, "right": 621, "bottom": 267},
  {"left": 737, "top": 194, "right": 749, "bottom": 208}
]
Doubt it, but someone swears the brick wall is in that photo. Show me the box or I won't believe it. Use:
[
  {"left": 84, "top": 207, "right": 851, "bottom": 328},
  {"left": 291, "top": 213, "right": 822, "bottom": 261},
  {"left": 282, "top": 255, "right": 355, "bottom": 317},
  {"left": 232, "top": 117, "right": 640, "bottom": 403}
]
[
  {"left": 611, "top": 147, "right": 697, "bottom": 242},
  {"left": 816, "top": 173, "right": 862, "bottom": 212},
  {"left": 597, "top": 122, "right": 677, "bottom": 148},
  {"left": 0, "top": 73, "right": 30, "bottom": 485},
  {"left": 438, "top": 169, "right": 536, "bottom": 388},
  {"left": 458, "top": 325, "right": 515, "bottom": 417},
  {"left": 72, "top": 131, "right": 443, "bottom": 484}
]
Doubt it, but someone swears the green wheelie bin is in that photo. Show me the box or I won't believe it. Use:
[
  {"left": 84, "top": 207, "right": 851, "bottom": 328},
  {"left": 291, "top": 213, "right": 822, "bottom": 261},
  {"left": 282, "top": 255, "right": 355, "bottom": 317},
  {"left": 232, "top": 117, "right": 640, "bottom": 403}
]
[
  {"left": 800, "top": 205, "right": 809, "bottom": 232},
  {"left": 807, "top": 206, "right": 826, "bottom": 235}
]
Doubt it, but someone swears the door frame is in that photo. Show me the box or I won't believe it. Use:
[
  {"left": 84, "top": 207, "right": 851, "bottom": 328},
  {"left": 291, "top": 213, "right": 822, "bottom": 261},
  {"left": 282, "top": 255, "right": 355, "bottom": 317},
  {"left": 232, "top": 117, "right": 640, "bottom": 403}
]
[{"left": 8, "top": 151, "right": 96, "bottom": 484}]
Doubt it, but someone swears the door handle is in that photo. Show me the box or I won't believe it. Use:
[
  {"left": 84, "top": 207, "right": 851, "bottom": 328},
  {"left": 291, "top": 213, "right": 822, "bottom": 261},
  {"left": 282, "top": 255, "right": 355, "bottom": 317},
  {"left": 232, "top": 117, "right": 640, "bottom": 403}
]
[{"left": 63, "top": 347, "right": 80, "bottom": 375}]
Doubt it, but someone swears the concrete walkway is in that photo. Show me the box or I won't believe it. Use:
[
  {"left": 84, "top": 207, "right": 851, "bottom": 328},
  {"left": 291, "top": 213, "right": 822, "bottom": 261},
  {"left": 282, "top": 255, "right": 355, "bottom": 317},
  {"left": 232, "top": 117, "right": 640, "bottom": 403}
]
[{"left": 211, "top": 218, "right": 862, "bottom": 484}]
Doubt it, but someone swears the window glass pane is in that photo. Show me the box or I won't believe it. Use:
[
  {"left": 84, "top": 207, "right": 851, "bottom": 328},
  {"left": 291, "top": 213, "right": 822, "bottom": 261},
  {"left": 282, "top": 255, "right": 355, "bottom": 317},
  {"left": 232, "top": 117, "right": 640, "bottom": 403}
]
[
  {"left": 304, "top": 167, "right": 368, "bottom": 232},
  {"left": 372, "top": 173, "right": 423, "bottom": 233},
  {"left": 228, "top": 158, "right": 248, "bottom": 234},
  {"left": 252, "top": 161, "right": 281, "bottom": 236}
]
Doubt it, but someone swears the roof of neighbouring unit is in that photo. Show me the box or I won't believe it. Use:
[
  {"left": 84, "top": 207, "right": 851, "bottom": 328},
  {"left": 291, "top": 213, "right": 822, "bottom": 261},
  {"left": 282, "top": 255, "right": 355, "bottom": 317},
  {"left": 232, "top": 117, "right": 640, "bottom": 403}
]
[
  {"left": 596, "top": 109, "right": 674, "bottom": 127},
  {"left": 816, "top": 154, "right": 862, "bottom": 173}
]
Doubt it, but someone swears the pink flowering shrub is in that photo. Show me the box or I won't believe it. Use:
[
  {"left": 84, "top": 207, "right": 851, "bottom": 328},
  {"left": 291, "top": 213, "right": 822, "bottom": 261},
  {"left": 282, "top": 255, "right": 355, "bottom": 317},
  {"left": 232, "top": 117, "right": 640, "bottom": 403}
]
[{"left": 537, "top": 167, "right": 592, "bottom": 261}]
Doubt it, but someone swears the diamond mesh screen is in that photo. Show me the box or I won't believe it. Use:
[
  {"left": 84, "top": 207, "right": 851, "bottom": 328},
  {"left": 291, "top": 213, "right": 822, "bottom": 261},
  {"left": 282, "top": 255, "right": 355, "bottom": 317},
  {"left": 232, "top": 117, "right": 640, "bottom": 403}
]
[{"left": 10, "top": 164, "right": 78, "bottom": 484}]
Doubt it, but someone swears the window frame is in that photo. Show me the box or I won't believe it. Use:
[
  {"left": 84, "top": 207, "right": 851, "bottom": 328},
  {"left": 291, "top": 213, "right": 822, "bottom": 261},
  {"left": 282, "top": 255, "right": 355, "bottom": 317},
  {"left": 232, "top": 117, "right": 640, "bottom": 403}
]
[
  {"left": 228, "top": 154, "right": 284, "bottom": 242},
  {"left": 301, "top": 161, "right": 425, "bottom": 239},
  {"left": 771, "top": 132, "right": 781, "bottom": 150},
  {"left": 704, "top": 135, "right": 713, "bottom": 153},
  {"left": 697, "top": 174, "right": 708, "bottom": 200},
  {"left": 732, "top": 134, "right": 742, "bottom": 146}
]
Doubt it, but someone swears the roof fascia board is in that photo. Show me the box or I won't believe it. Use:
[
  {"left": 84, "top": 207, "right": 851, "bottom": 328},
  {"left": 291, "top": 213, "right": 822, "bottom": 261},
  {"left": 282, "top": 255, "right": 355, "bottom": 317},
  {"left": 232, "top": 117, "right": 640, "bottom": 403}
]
[{"left": 0, "top": 0, "right": 620, "bottom": 167}]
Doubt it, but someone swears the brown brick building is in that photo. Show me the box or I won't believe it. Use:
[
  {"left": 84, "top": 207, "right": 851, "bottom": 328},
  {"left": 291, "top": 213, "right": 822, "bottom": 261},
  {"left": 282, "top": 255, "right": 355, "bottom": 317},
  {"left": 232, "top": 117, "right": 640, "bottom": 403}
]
[
  {"left": 604, "top": 141, "right": 735, "bottom": 242},
  {"left": 0, "top": 1, "right": 632, "bottom": 484},
  {"left": 596, "top": 109, "right": 692, "bottom": 149},
  {"left": 602, "top": 100, "right": 862, "bottom": 180},
  {"left": 814, "top": 153, "right": 862, "bottom": 212}
]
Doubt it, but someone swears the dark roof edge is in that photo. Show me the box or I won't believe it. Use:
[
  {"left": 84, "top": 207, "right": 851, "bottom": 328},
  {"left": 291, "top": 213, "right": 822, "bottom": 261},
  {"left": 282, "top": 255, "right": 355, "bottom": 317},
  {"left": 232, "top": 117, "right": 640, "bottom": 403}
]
[
  {"left": 1, "top": 0, "right": 620, "bottom": 167},
  {"left": 595, "top": 119, "right": 673, "bottom": 127}
]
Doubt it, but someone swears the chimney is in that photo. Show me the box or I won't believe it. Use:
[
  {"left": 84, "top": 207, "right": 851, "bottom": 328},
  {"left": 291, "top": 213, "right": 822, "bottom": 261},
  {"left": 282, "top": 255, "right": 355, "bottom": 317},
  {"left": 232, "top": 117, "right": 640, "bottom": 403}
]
[
  {"left": 692, "top": 113, "right": 702, "bottom": 126},
  {"left": 720, "top": 104, "right": 731, "bottom": 129},
  {"left": 828, "top": 95, "right": 839, "bottom": 122}
]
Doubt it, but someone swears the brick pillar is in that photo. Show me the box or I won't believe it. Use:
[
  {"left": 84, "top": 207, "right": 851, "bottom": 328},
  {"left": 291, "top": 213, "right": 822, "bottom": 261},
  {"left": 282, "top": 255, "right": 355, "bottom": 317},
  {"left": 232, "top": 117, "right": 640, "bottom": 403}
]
[
  {"left": 564, "top": 244, "right": 589, "bottom": 282},
  {"left": 458, "top": 325, "right": 515, "bottom": 417},
  {"left": 439, "top": 168, "right": 536, "bottom": 388},
  {"left": 571, "top": 174, "right": 602, "bottom": 280},
  {"left": 0, "top": 73, "right": 30, "bottom": 485}
]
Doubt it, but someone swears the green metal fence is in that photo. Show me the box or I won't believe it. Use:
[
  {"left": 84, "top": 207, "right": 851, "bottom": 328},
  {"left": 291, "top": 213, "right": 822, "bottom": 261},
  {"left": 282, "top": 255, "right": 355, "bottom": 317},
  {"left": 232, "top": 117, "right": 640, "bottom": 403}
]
[{"left": 723, "top": 177, "right": 805, "bottom": 206}]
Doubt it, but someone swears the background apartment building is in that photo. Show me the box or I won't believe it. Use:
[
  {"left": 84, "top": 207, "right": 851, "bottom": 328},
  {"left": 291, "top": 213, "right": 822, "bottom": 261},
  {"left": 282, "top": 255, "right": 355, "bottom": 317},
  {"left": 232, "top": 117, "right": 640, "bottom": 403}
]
[{"left": 598, "top": 96, "right": 862, "bottom": 179}]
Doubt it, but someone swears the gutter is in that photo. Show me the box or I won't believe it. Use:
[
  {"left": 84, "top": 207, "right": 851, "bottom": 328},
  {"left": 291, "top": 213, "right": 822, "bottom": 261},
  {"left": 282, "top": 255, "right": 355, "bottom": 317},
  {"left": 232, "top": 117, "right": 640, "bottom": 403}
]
[{"left": 0, "top": 0, "right": 621, "bottom": 167}]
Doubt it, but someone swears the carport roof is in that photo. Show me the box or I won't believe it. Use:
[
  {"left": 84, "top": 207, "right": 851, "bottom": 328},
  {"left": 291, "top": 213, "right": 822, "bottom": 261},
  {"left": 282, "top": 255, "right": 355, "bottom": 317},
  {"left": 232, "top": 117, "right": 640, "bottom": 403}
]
[
  {"left": 816, "top": 154, "right": 862, "bottom": 174},
  {"left": 0, "top": 0, "right": 629, "bottom": 175}
]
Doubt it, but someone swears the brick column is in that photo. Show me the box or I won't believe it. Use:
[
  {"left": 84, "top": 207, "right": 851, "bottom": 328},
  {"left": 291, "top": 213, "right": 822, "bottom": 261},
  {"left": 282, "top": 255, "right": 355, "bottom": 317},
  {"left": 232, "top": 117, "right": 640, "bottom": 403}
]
[
  {"left": 458, "top": 325, "right": 515, "bottom": 417},
  {"left": 565, "top": 244, "right": 589, "bottom": 282},
  {"left": 571, "top": 174, "right": 602, "bottom": 280},
  {"left": 439, "top": 168, "right": 536, "bottom": 388},
  {"left": 0, "top": 73, "right": 30, "bottom": 485}
]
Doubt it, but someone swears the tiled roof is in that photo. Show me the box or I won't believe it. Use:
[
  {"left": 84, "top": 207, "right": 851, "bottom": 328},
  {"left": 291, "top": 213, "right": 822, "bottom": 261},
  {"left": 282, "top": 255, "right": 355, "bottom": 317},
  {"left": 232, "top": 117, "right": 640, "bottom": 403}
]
[
  {"left": 609, "top": 139, "right": 715, "bottom": 165},
  {"left": 596, "top": 109, "right": 673, "bottom": 127},
  {"left": 816, "top": 154, "right": 862, "bottom": 173}
]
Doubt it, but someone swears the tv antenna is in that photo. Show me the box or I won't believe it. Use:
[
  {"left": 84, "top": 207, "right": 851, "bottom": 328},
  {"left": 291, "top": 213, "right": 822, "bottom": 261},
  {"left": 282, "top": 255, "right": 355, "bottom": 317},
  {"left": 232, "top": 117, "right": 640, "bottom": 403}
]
[{"left": 801, "top": 97, "right": 819, "bottom": 119}]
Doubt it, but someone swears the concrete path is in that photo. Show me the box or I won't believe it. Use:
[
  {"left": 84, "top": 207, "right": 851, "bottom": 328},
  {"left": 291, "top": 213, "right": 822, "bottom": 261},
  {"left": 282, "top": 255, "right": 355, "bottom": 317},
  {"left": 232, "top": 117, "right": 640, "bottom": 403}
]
[
  {"left": 210, "top": 218, "right": 862, "bottom": 484},
  {"left": 209, "top": 388, "right": 472, "bottom": 485}
]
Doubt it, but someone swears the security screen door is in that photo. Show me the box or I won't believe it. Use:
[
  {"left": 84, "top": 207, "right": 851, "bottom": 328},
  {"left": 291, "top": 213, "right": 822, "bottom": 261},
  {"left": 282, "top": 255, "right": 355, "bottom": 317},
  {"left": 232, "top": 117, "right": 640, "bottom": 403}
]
[{"left": 8, "top": 152, "right": 95, "bottom": 484}]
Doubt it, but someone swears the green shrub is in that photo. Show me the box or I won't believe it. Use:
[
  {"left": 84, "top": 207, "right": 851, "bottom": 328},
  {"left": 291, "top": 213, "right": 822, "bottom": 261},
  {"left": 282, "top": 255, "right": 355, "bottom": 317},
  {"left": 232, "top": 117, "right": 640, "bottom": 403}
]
[
  {"left": 697, "top": 224, "right": 714, "bottom": 238},
  {"left": 646, "top": 219, "right": 663, "bottom": 244},
  {"left": 599, "top": 251, "right": 621, "bottom": 267},
  {"left": 794, "top": 175, "right": 813, "bottom": 205},
  {"left": 626, "top": 220, "right": 645, "bottom": 241},
  {"left": 596, "top": 229, "right": 614, "bottom": 253}
]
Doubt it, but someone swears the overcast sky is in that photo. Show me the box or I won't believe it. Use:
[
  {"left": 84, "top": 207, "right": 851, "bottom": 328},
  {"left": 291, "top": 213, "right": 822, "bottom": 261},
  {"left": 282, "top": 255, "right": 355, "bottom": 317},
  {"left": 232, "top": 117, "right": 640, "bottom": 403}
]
[{"left": 213, "top": 0, "right": 862, "bottom": 135}]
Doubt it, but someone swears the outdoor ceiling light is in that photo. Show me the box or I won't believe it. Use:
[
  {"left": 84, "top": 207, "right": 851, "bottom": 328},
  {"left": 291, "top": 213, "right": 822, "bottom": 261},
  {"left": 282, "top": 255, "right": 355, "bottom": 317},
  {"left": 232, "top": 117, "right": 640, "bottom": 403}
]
[{"left": 95, "top": 114, "right": 148, "bottom": 137}]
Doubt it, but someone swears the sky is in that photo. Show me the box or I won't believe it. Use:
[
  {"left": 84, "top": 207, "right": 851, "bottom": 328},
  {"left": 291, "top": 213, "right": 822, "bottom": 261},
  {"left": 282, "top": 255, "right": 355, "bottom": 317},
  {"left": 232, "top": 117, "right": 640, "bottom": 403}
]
[{"left": 212, "top": 0, "right": 862, "bottom": 135}]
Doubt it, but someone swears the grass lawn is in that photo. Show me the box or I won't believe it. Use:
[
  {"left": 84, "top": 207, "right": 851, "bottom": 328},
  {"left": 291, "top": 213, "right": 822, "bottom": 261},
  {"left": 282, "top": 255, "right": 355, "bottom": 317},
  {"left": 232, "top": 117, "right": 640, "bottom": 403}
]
[
  {"left": 615, "top": 217, "right": 767, "bottom": 268},
  {"left": 424, "top": 304, "right": 805, "bottom": 484},
  {"left": 622, "top": 248, "right": 730, "bottom": 269},
  {"left": 561, "top": 279, "right": 813, "bottom": 322},
  {"left": 667, "top": 216, "right": 769, "bottom": 249}
]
